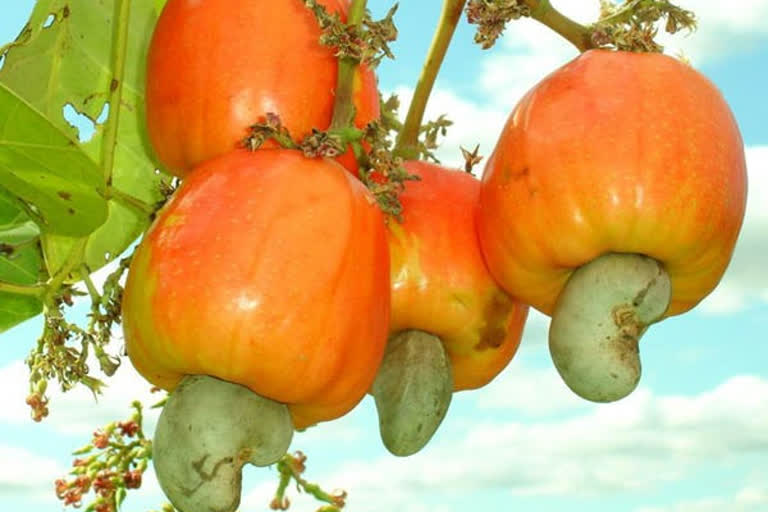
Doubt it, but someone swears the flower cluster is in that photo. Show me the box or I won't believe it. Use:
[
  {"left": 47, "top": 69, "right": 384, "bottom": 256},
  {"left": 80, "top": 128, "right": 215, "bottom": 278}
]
[
  {"left": 54, "top": 401, "right": 152, "bottom": 512},
  {"left": 26, "top": 257, "right": 131, "bottom": 422},
  {"left": 271, "top": 451, "right": 348, "bottom": 512}
]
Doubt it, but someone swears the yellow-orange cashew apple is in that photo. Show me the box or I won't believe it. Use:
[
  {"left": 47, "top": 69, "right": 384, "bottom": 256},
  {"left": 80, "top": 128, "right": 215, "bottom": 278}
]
[
  {"left": 371, "top": 161, "right": 529, "bottom": 456},
  {"left": 122, "top": 149, "right": 390, "bottom": 512},
  {"left": 478, "top": 50, "right": 747, "bottom": 404}
]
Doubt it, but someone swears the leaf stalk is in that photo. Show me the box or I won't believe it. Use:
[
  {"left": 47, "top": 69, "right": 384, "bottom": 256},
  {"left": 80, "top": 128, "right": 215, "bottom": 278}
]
[
  {"left": 0, "top": 281, "right": 46, "bottom": 298},
  {"left": 101, "top": 0, "right": 132, "bottom": 187}
]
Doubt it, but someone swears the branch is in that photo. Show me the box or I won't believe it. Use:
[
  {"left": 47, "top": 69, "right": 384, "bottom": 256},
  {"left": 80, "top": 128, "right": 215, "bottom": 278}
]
[
  {"left": 328, "top": 0, "right": 368, "bottom": 131},
  {"left": 394, "top": 0, "right": 467, "bottom": 160},
  {"left": 524, "top": 0, "right": 594, "bottom": 52}
]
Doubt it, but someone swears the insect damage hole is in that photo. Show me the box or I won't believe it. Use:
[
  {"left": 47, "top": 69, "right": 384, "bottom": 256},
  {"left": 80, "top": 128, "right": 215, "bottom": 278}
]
[{"left": 62, "top": 102, "right": 110, "bottom": 142}]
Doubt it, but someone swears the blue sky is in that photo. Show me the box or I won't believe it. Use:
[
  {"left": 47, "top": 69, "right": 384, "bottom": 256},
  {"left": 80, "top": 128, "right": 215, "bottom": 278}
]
[{"left": 1, "top": 1, "right": 767, "bottom": 511}]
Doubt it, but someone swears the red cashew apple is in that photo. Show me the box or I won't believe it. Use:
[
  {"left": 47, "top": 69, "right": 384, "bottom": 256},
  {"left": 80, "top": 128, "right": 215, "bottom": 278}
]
[
  {"left": 372, "top": 161, "right": 529, "bottom": 456},
  {"left": 121, "top": 149, "right": 390, "bottom": 512},
  {"left": 478, "top": 49, "right": 747, "bottom": 403},
  {"left": 145, "top": 0, "right": 379, "bottom": 177}
]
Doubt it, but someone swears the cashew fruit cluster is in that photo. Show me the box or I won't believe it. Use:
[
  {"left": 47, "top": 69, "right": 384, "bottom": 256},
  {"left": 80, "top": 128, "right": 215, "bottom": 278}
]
[{"left": 122, "top": 2, "right": 747, "bottom": 510}]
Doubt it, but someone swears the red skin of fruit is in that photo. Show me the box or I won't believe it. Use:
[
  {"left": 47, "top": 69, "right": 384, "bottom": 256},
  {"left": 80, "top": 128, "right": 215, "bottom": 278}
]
[
  {"left": 478, "top": 50, "right": 747, "bottom": 317},
  {"left": 388, "top": 161, "right": 529, "bottom": 391},
  {"left": 145, "top": 0, "right": 379, "bottom": 177},
  {"left": 121, "top": 149, "right": 390, "bottom": 429}
]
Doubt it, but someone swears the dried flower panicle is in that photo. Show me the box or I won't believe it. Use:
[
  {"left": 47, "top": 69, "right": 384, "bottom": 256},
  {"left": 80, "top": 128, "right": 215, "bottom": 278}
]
[
  {"left": 466, "top": 0, "right": 532, "bottom": 49},
  {"left": 465, "top": 0, "right": 696, "bottom": 53},
  {"left": 461, "top": 144, "right": 485, "bottom": 174},
  {"left": 243, "top": 112, "right": 298, "bottom": 151},
  {"left": 352, "top": 114, "right": 421, "bottom": 220},
  {"left": 362, "top": 5, "right": 398, "bottom": 65},
  {"left": 300, "top": 129, "right": 347, "bottom": 159},
  {"left": 418, "top": 115, "right": 453, "bottom": 164},
  {"left": 591, "top": 0, "right": 696, "bottom": 52},
  {"left": 303, "top": 1, "right": 398, "bottom": 66}
]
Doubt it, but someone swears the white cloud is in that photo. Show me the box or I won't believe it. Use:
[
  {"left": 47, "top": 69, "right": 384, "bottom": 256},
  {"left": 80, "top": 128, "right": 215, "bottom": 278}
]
[
  {"left": 475, "top": 357, "right": 589, "bottom": 417},
  {"left": 658, "top": 0, "right": 768, "bottom": 64},
  {"left": 0, "top": 444, "right": 64, "bottom": 499},
  {"left": 254, "top": 375, "right": 768, "bottom": 511},
  {"left": 636, "top": 483, "right": 768, "bottom": 512}
]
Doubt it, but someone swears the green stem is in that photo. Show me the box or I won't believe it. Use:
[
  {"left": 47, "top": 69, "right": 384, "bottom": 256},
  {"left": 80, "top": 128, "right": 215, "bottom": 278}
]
[
  {"left": 78, "top": 265, "right": 101, "bottom": 303},
  {"left": 394, "top": 0, "right": 467, "bottom": 160},
  {"left": 328, "top": 0, "right": 368, "bottom": 131},
  {"left": 44, "top": 238, "right": 88, "bottom": 303},
  {"left": 101, "top": 0, "right": 132, "bottom": 187},
  {"left": 281, "top": 456, "right": 343, "bottom": 507},
  {"left": 0, "top": 281, "right": 46, "bottom": 298},
  {"left": 272, "top": 464, "right": 292, "bottom": 508},
  {"left": 108, "top": 187, "right": 156, "bottom": 216},
  {"left": 524, "top": 0, "right": 594, "bottom": 52}
]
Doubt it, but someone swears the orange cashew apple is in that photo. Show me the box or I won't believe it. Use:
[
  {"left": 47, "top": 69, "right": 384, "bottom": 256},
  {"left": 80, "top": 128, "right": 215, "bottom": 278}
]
[
  {"left": 372, "top": 161, "right": 529, "bottom": 456},
  {"left": 121, "top": 149, "right": 390, "bottom": 511},
  {"left": 145, "top": 0, "right": 379, "bottom": 177},
  {"left": 477, "top": 50, "right": 747, "bottom": 403}
]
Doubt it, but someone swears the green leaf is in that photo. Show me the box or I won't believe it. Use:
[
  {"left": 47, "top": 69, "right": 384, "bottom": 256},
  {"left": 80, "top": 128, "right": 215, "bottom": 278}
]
[
  {"left": 0, "top": 187, "right": 45, "bottom": 332},
  {"left": 115, "top": 486, "right": 127, "bottom": 509},
  {"left": 0, "top": 293, "right": 42, "bottom": 333},
  {"left": 0, "top": 83, "right": 108, "bottom": 236},
  {"left": 0, "top": 0, "right": 164, "bottom": 276}
]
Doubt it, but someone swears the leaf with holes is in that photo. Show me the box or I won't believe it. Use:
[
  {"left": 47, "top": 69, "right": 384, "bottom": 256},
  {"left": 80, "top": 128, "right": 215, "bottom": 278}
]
[
  {"left": 0, "top": 0, "right": 164, "bottom": 277},
  {"left": 0, "top": 187, "right": 46, "bottom": 332},
  {"left": 0, "top": 83, "right": 108, "bottom": 236}
]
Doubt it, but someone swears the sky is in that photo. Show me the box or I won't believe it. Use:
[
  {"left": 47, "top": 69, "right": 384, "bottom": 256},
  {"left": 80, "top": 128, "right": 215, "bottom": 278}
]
[{"left": 1, "top": 1, "right": 767, "bottom": 511}]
